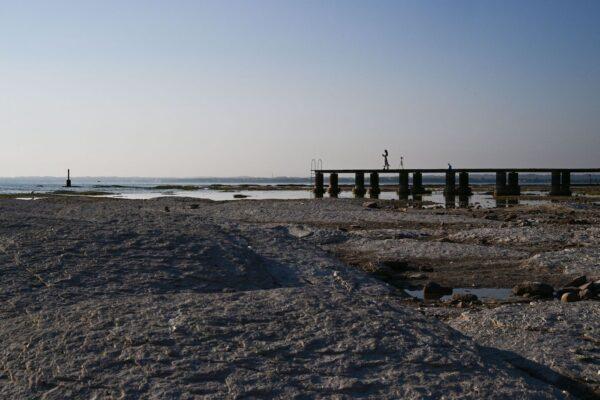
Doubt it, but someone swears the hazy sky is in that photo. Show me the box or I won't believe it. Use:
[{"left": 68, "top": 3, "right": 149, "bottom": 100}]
[{"left": 1, "top": 0, "right": 599, "bottom": 177}]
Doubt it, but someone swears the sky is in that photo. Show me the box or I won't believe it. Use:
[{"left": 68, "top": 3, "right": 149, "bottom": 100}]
[{"left": 1, "top": 0, "right": 599, "bottom": 177}]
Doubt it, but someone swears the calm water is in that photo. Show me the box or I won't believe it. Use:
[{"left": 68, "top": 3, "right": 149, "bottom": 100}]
[{"left": 1, "top": 176, "right": 594, "bottom": 208}]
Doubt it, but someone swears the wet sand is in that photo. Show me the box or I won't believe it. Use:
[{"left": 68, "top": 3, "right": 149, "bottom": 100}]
[{"left": 0, "top": 196, "right": 598, "bottom": 398}]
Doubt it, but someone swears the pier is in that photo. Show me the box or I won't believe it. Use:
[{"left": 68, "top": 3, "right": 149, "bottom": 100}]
[{"left": 312, "top": 168, "right": 600, "bottom": 199}]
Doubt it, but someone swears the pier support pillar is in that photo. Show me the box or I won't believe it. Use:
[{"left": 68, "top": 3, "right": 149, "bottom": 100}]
[
  {"left": 494, "top": 171, "right": 508, "bottom": 196},
  {"left": 550, "top": 171, "right": 562, "bottom": 196},
  {"left": 313, "top": 172, "right": 324, "bottom": 198},
  {"left": 327, "top": 173, "right": 340, "bottom": 198},
  {"left": 457, "top": 172, "right": 472, "bottom": 196},
  {"left": 66, "top": 169, "right": 72, "bottom": 188},
  {"left": 353, "top": 172, "right": 366, "bottom": 198},
  {"left": 561, "top": 171, "right": 571, "bottom": 196},
  {"left": 398, "top": 171, "right": 410, "bottom": 198},
  {"left": 368, "top": 172, "right": 380, "bottom": 199},
  {"left": 443, "top": 171, "right": 455, "bottom": 196},
  {"left": 507, "top": 172, "right": 520, "bottom": 195},
  {"left": 411, "top": 171, "right": 426, "bottom": 195}
]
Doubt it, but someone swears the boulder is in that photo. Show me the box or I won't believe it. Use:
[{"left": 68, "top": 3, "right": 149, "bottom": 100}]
[
  {"left": 578, "top": 289, "right": 595, "bottom": 300},
  {"left": 565, "top": 275, "right": 587, "bottom": 288},
  {"left": 451, "top": 293, "right": 479, "bottom": 304},
  {"left": 512, "top": 282, "right": 554, "bottom": 299},
  {"left": 423, "top": 282, "right": 453, "bottom": 300},
  {"left": 362, "top": 201, "right": 379, "bottom": 209},
  {"left": 561, "top": 292, "right": 579, "bottom": 303}
]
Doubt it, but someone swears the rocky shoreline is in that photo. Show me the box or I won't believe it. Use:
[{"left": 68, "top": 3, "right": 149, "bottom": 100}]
[{"left": 0, "top": 196, "right": 598, "bottom": 398}]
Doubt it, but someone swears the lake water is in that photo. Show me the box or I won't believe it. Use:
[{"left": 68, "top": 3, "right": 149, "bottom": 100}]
[
  {"left": 405, "top": 287, "right": 513, "bottom": 301},
  {"left": 1, "top": 176, "right": 595, "bottom": 208}
]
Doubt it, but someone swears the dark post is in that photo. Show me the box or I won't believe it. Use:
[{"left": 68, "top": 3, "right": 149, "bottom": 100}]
[
  {"left": 494, "top": 171, "right": 507, "bottom": 196},
  {"left": 457, "top": 172, "right": 472, "bottom": 195},
  {"left": 313, "top": 172, "right": 324, "bottom": 198},
  {"left": 561, "top": 171, "right": 571, "bottom": 196},
  {"left": 66, "top": 169, "right": 72, "bottom": 188},
  {"left": 507, "top": 172, "right": 520, "bottom": 195},
  {"left": 550, "top": 171, "right": 561, "bottom": 195},
  {"left": 398, "top": 171, "right": 410, "bottom": 198},
  {"left": 411, "top": 171, "right": 425, "bottom": 194},
  {"left": 327, "top": 173, "right": 340, "bottom": 198},
  {"left": 353, "top": 172, "right": 366, "bottom": 198},
  {"left": 444, "top": 171, "right": 455, "bottom": 196},
  {"left": 368, "top": 172, "right": 380, "bottom": 199}
]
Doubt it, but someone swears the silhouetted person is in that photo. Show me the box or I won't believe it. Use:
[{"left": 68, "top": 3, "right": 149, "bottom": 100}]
[
  {"left": 448, "top": 163, "right": 452, "bottom": 170},
  {"left": 400, "top": 156, "right": 404, "bottom": 169},
  {"left": 382, "top": 150, "right": 390, "bottom": 170}
]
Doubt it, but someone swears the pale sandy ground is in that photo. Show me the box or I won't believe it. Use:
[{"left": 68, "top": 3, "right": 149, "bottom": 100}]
[{"left": 0, "top": 196, "right": 598, "bottom": 398}]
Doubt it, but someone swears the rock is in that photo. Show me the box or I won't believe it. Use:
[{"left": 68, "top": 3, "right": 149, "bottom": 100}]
[
  {"left": 362, "top": 201, "right": 379, "bottom": 209},
  {"left": 233, "top": 194, "right": 249, "bottom": 199},
  {"left": 579, "top": 289, "right": 594, "bottom": 300},
  {"left": 512, "top": 282, "right": 554, "bottom": 299},
  {"left": 423, "top": 282, "right": 453, "bottom": 300},
  {"left": 190, "top": 204, "right": 199, "bottom": 209},
  {"left": 164, "top": 206, "right": 170, "bottom": 212},
  {"left": 566, "top": 275, "right": 587, "bottom": 288},
  {"left": 555, "top": 287, "right": 579, "bottom": 298},
  {"left": 561, "top": 292, "right": 579, "bottom": 302},
  {"left": 408, "top": 273, "right": 427, "bottom": 280},
  {"left": 451, "top": 293, "right": 479, "bottom": 304}
]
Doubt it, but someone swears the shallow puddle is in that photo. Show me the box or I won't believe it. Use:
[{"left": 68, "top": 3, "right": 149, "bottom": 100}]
[{"left": 405, "top": 287, "right": 513, "bottom": 301}]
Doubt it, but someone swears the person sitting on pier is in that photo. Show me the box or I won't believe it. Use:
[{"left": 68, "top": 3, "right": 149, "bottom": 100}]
[{"left": 382, "top": 150, "right": 390, "bottom": 170}]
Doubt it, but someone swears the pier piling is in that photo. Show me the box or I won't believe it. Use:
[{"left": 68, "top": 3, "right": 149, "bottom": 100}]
[
  {"left": 550, "top": 171, "right": 562, "bottom": 196},
  {"left": 398, "top": 171, "right": 410, "bottom": 198},
  {"left": 507, "top": 172, "right": 520, "bottom": 195},
  {"left": 66, "top": 169, "right": 72, "bottom": 188},
  {"left": 327, "top": 173, "right": 340, "bottom": 198},
  {"left": 368, "top": 172, "right": 380, "bottom": 199},
  {"left": 561, "top": 171, "right": 572, "bottom": 196},
  {"left": 411, "top": 171, "right": 426, "bottom": 195},
  {"left": 494, "top": 171, "right": 508, "bottom": 196},
  {"left": 353, "top": 172, "right": 366, "bottom": 198},
  {"left": 313, "top": 172, "right": 324, "bottom": 198},
  {"left": 444, "top": 171, "right": 455, "bottom": 196},
  {"left": 457, "top": 172, "right": 472, "bottom": 195}
]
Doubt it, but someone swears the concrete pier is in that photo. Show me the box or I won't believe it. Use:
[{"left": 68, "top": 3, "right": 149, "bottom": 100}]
[
  {"left": 457, "top": 172, "right": 472, "bottom": 196},
  {"left": 313, "top": 172, "right": 324, "bottom": 198},
  {"left": 443, "top": 171, "right": 455, "bottom": 196},
  {"left": 507, "top": 172, "right": 520, "bottom": 195},
  {"left": 327, "top": 173, "right": 340, "bottom": 198},
  {"left": 411, "top": 171, "right": 426, "bottom": 194},
  {"left": 550, "top": 171, "right": 564, "bottom": 195},
  {"left": 66, "top": 169, "right": 72, "bottom": 188},
  {"left": 368, "top": 172, "right": 380, "bottom": 198},
  {"left": 494, "top": 171, "right": 508, "bottom": 196},
  {"left": 353, "top": 172, "right": 366, "bottom": 198},
  {"left": 561, "top": 171, "right": 571, "bottom": 196},
  {"left": 398, "top": 171, "right": 410, "bottom": 198}
]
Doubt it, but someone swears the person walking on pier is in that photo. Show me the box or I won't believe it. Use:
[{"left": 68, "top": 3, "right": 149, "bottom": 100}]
[{"left": 382, "top": 150, "right": 390, "bottom": 170}]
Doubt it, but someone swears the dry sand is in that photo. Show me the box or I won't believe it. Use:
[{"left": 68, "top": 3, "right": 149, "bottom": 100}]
[{"left": 0, "top": 196, "right": 598, "bottom": 398}]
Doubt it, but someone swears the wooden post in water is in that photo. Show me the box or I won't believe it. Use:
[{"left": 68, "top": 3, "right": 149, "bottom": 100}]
[
  {"left": 444, "top": 171, "right": 455, "bottom": 196},
  {"left": 457, "top": 172, "right": 472, "bottom": 195},
  {"left": 313, "top": 172, "right": 324, "bottom": 198},
  {"left": 411, "top": 171, "right": 425, "bottom": 195},
  {"left": 507, "top": 172, "right": 520, "bottom": 195},
  {"left": 327, "top": 173, "right": 340, "bottom": 198},
  {"left": 368, "top": 172, "right": 380, "bottom": 199},
  {"left": 494, "top": 171, "right": 507, "bottom": 196},
  {"left": 353, "top": 172, "right": 366, "bottom": 198},
  {"left": 66, "top": 169, "right": 72, "bottom": 188}
]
